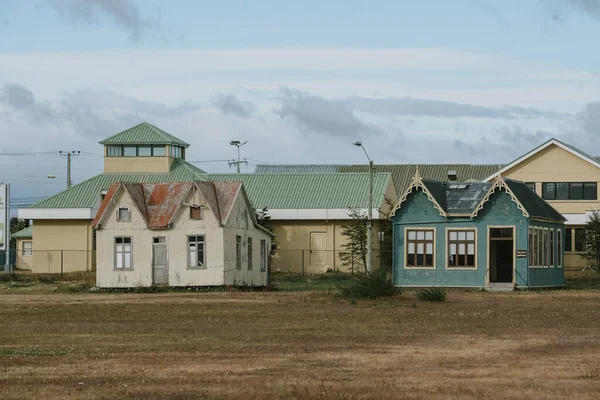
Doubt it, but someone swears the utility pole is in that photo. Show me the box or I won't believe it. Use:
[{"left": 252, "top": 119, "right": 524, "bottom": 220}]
[
  {"left": 60, "top": 151, "right": 80, "bottom": 189},
  {"left": 228, "top": 141, "right": 248, "bottom": 173}
]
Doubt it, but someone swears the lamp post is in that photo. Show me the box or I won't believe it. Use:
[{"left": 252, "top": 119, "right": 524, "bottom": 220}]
[
  {"left": 353, "top": 141, "right": 373, "bottom": 274},
  {"left": 229, "top": 141, "right": 248, "bottom": 173}
]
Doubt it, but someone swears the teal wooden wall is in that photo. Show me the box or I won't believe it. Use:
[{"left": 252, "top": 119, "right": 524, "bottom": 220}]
[
  {"left": 527, "top": 220, "right": 565, "bottom": 287},
  {"left": 393, "top": 188, "right": 564, "bottom": 288}
]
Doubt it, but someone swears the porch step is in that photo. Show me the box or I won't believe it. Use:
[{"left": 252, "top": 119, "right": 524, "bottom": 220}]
[{"left": 486, "top": 283, "right": 514, "bottom": 292}]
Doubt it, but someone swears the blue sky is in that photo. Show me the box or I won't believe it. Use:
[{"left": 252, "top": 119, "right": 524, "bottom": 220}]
[{"left": 2, "top": 0, "right": 600, "bottom": 204}]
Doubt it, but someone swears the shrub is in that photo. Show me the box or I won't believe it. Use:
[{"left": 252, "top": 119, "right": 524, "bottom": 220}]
[
  {"left": 416, "top": 287, "right": 447, "bottom": 302},
  {"left": 54, "top": 281, "right": 95, "bottom": 293},
  {"left": 340, "top": 269, "right": 401, "bottom": 299}
]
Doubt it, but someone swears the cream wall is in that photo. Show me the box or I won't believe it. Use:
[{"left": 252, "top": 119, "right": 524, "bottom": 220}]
[
  {"left": 96, "top": 188, "right": 226, "bottom": 288},
  {"left": 15, "top": 238, "right": 33, "bottom": 270},
  {"left": 103, "top": 156, "right": 174, "bottom": 173},
  {"left": 31, "top": 220, "right": 94, "bottom": 274},
  {"left": 223, "top": 193, "right": 270, "bottom": 286}
]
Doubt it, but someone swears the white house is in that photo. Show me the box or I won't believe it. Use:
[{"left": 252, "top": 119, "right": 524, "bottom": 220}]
[{"left": 92, "top": 180, "right": 273, "bottom": 288}]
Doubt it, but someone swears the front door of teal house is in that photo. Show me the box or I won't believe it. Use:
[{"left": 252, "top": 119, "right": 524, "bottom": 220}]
[{"left": 488, "top": 227, "right": 515, "bottom": 285}]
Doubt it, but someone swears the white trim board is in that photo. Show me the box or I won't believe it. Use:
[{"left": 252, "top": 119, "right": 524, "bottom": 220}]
[
  {"left": 484, "top": 139, "right": 600, "bottom": 182},
  {"left": 18, "top": 208, "right": 95, "bottom": 220}
]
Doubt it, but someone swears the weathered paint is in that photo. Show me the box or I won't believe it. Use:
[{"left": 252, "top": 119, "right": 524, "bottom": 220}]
[{"left": 393, "top": 188, "right": 564, "bottom": 288}]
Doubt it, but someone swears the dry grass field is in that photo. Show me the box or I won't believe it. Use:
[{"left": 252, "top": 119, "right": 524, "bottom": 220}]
[{"left": 0, "top": 272, "right": 600, "bottom": 399}]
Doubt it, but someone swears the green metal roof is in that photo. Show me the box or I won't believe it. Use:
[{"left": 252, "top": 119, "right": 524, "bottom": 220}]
[
  {"left": 31, "top": 159, "right": 207, "bottom": 209},
  {"left": 254, "top": 165, "right": 342, "bottom": 173},
  {"left": 11, "top": 226, "right": 32, "bottom": 239},
  {"left": 208, "top": 173, "right": 392, "bottom": 209},
  {"left": 98, "top": 122, "right": 190, "bottom": 147}
]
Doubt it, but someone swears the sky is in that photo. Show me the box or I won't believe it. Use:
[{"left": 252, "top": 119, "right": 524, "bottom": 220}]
[{"left": 2, "top": 0, "right": 600, "bottom": 207}]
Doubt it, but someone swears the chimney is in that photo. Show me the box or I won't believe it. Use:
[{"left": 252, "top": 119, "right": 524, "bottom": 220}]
[{"left": 448, "top": 170, "right": 457, "bottom": 181}]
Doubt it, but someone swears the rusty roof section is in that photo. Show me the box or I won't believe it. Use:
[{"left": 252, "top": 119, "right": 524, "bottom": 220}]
[{"left": 142, "top": 183, "right": 193, "bottom": 229}]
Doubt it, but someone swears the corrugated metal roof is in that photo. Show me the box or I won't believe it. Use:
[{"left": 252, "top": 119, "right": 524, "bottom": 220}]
[
  {"left": 340, "top": 164, "right": 500, "bottom": 197},
  {"left": 98, "top": 122, "right": 190, "bottom": 147},
  {"left": 11, "top": 226, "right": 32, "bottom": 239},
  {"left": 445, "top": 182, "right": 493, "bottom": 214},
  {"left": 208, "top": 173, "right": 392, "bottom": 209},
  {"left": 31, "top": 158, "right": 207, "bottom": 209},
  {"left": 254, "top": 165, "right": 343, "bottom": 173}
]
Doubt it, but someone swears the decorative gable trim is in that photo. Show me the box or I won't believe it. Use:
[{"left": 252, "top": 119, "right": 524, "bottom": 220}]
[
  {"left": 471, "top": 176, "right": 529, "bottom": 218},
  {"left": 483, "top": 138, "right": 600, "bottom": 182},
  {"left": 390, "top": 169, "right": 447, "bottom": 217}
]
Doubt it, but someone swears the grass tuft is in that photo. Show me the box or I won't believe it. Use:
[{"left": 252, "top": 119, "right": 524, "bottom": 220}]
[
  {"left": 340, "top": 269, "right": 401, "bottom": 299},
  {"left": 416, "top": 287, "right": 447, "bottom": 302}
]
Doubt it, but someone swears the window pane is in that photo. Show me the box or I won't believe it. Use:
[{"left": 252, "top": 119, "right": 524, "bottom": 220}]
[
  {"left": 450, "top": 243, "right": 457, "bottom": 254},
  {"left": 565, "top": 229, "right": 572, "bottom": 252},
  {"left": 558, "top": 231, "right": 562, "bottom": 266},
  {"left": 556, "top": 183, "right": 569, "bottom": 200},
  {"left": 457, "top": 243, "right": 465, "bottom": 254},
  {"left": 542, "top": 183, "right": 555, "bottom": 200},
  {"left": 426, "top": 243, "right": 433, "bottom": 255},
  {"left": 417, "top": 243, "right": 424, "bottom": 254},
  {"left": 408, "top": 243, "right": 415, "bottom": 254},
  {"left": 198, "top": 244, "right": 204, "bottom": 266},
  {"left": 153, "top": 146, "right": 166, "bottom": 156},
  {"left": 416, "top": 253, "right": 424, "bottom": 265},
  {"left": 457, "top": 254, "right": 465, "bottom": 266},
  {"left": 549, "top": 230, "right": 554, "bottom": 266},
  {"left": 118, "top": 208, "right": 129, "bottom": 221},
  {"left": 416, "top": 231, "right": 425, "bottom": 240},
  {"left": 407, "top": 253, "right": 415, "bottom": 265},
  {"left": 425, "top": 254, "right": 433, "bottom": 266},
  {"left": 529, "top": 228, "right": 534, "bottom": 266},
  {"left": 189, "top": 244, "right": 197, "bottom": 266},
  {"left": 467, "top": 243, "right": 475, "bottom": 255},
  {"left": 458, "top": 231, "right": 466, "bottom": 241},
  {"left": 425, "top": 231, "right": 433, "bottom": 240},
  {"left": 137, "top": 146, "right": 151, "bottom": 156},
  {"left": 408, "top": 231, "right": 416, "bottom": 240},
  {"left": 575, "top": 228, "right": 586, "bottom": 252},
  {"left": 570, "top": 183, "right": 584, "bottom": 200},
  {"left": 466, "top": 231, "right": 475, "bottom": 241},
  {"left": 116, "top": 238, "right": 123, "bottom": 244},
  {"left": 467, "top": 255, "right": 475, "bottom": 266},
  {"left": 526, "top": 182, "right": 536, "bottom": 192},
  {"left": 124, "top": 251, "right": 131, "bottom": 269},
  {"left": 584, "top": 183, "right": 597, "bottom": 200},
  {"left": 449, "top": 231, "right": 457, "bottom": 241},
  {"left": 123, "top": 146, "right": 137, "bottom": 157}
]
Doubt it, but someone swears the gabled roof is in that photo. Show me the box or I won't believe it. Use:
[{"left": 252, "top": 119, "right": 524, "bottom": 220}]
[
  {"left": 254, "top": 164, "right": 499, "bottom": 196},
  {"left": 11, "top": 226, "right": 32, "bottom": 239},
  {"left": 484, "top": 138, "right": 600, "bottom": 181},
  {"left": 503, "top": 179, "right": 566, "bottom": 221},
  {"left": 98, "top": 122, "right": 190, "bottom": 147},
  {"left": 195, "top": 181, "right": 242, "bottom": 225},
  {"left": 207, "top": 173, "right": 393, "bottom": 209},
  {"left": 30, "top": 158, "right": 207, "bottom": 209}
]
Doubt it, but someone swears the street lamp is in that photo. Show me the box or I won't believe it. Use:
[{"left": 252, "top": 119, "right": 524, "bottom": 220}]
[
  {"left": 353, "top": 141, "right": 373, "bottom": 274},
  {"left": 229, "top": 141, "right": 248, "bottom": 173}
]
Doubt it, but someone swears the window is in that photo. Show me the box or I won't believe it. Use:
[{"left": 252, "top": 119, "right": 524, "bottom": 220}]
[
  {"left": 107, "top": 145, "right": 122, "bottom": 157},
  {"left": 247, "top": 237, "right": 253, "bottom": 270},
  {"left": 123, "top": 146, "right": 137, "bottom": 157},
  {"left": 575, "top": 228, "right": 586, "bottom": 252},
  {"left": 153, "top": 237, "right": 166, "bottom": 244},
  {"left": 447, "top": 230, "right": 476, "bottom": 268},
  {"left": 557, "top": 230, "right": 562, "bottom": 268},
  {"left": 541, "top": 182, "right": 597, "bottom": 200},
  {"left": 549, "top": 229, "right": 554, "bottom": 267},
  {"left": 525, "top": 182, "right": 536, "bottom": 192},
  {"left": 114, "top": 237, "right": 132, "bottom": 269},
  {"left": 117, "top": 207, "right": 130, "bottom": 222},
  {"left": 565, "top": 228, "right": 572, "bottom": 252},
  {"left": 190, "top": 206, "right": 203, "bottom": 220},
  {"left": 187, "top": 235, "right": 205, "bottom": 268},
  {"left": 490, "top": 228, "right": 513, "bottom": 239},
  {"left": 532, "top": 228, "right": 538, "bottom": 267},
  {"left": 406, "top": 229, "right": 434, "bottom": 268},
  {"left": 138, "top": 146, "right": 152, "bottom": 156},
  {"left": 260, "top": 239, "right": 267, "bottom": 271},
  {"left": 236, "top": 235, "right": 242, "bottom": 270},
  {"left": 170, "top": 145, "right": 183, "bottom": 158},
  {"left": 153, "top": 146, "right": 166, "bottom": 156},
  {"left": 22, "top": 241, "right": 32, "bottom": 256},
  {"left": 529, "top": 228, "right": 534, "bottom": 267},
  {"left": 542, "top": 229, "right": 548, "bottom": 267}
]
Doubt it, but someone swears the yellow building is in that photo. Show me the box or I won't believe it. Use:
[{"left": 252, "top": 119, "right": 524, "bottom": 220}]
[
  {"left": 484, "top": 138, "right": 600, "bottom": 269},
  {"left": 11, "top": 226, "right": 33, "bottom": 271}
]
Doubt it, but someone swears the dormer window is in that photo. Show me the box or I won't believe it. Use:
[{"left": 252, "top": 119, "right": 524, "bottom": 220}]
[
  {"left": 170, "top": 145, "right": 183, "bottom": 159},
  {"left": 106, "top": 145, "right": 167, "bottom": 157},
  {"left": 190, "top": 206, "right": 203, "bottom": 220},
  {"left": 117, "top": 207, "right": 130, "bottom": 222}
]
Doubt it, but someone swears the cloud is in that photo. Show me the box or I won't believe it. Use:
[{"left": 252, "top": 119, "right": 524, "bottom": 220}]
[
  {"left": 0, "top": 83, "right": 35, "bottom": 109},
  {"left": 46, "top": 0, "right": 156, "bottom": 41},
  {"left": 569, "top": 0, "right": 600, "bottom": 19},
  {"left": 212, "top": 94, "right": 256, "bottom": 119},
  {"left": 580, "top": 102, "right": 600, "bottom": 134},
  {"left": 275, "top": 89, "right": 381, "bottom": 138}
]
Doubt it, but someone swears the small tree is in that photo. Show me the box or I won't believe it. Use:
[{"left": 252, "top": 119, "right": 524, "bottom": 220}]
[
  {"left": 339, "top": 208, "right": 368, "bottom": 273},
  {"left": 377, "top": 196, "right": 395, "bottom": 272},
  {"left": 582, "top": 211, "right": 600, "bottom": 273},
  {"left": 10, "top": 217, "right": 29, "bottom": 248}
]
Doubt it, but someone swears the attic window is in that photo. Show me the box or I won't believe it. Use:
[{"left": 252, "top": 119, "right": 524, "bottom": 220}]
[
  {"left": 449, "top": 184, "right": 468, "bottom": 189},
  {"left": 190, "top": 206, "right": 203, "bottom": 220},
  {"left": 117, "top": 207, "right": 130, "bottom": 222},
  {"left": 448, "top": 170, "right": 458, "bottom": 181}
]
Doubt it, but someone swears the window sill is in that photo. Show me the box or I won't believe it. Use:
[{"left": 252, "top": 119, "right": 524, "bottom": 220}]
[
  {"left": 113, "top": 268, "right": 134, "bottom": 271},
  {"left": 187, "top": 267, "right": 207, "bottom": 270},
  {"left": 446, "top": 266, "right": 477, "bottom": 270},
  {"left": 404, "top": 266, "right": 436, "bottom": 270}
]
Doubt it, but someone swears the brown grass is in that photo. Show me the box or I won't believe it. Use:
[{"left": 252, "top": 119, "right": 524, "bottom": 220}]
[{"left": 1, "top": 287, "right": 600, "bottom": 399}]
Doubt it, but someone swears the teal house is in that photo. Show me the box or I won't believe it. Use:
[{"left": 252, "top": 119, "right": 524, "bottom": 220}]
[{"left": 391, "top": 170, "right": 566, "bottom": 290}]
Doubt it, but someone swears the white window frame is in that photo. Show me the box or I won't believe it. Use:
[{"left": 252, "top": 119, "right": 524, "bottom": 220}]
[
  {"left": 236, "top": 235, "right": 242, "bottom": 270},
  {"left": 22, "top": 241, "right": 32, "bottom": 257},
  {"left": 260, "top": 239, "right": 267, "bottom": 272},
  {"left": 114, "top": 237, "right": 133, "bottom": 270},
  {"left": 549, "top": 229, "right": 554, "bottom": 268},
  {"left": 117, "top": 207, "right": 130, "bottom": 222},
  {"left": 404, "top": 227, "right": 436, "bottom": 270},
  {"left": 557, "top": 229, "right": 563, "bottom": 268},
  {"left": 445, "top": 228, "right": 477, "bottom": 270},
  {"left": 247, "top": 237, "right": 253, "bottom": 271},
  {"left": 187, "top": 235, "right": 206, "bottom": 269}
]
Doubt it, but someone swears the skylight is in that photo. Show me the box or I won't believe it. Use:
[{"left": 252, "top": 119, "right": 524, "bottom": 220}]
[{"left": 449, "top": 184, "right": 468, "bottom": 189}]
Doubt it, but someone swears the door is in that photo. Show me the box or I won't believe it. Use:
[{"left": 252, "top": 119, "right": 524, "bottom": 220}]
[
  {"left": 310, "top": 232, "right": 326, "bottom": 266},
  {"left": 489, "top": 228, "right": 514, "bottom": 283},
  {"left": 152, "top": 237, "right": 168, "bottom": 285}
]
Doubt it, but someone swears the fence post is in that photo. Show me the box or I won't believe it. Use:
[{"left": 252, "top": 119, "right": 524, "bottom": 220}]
[
  {"left": 301, "top": 250, "right": 305, "bottom": 275},
  {"left": 60, "top": 250, "right": 64, "bottom": 277}
]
